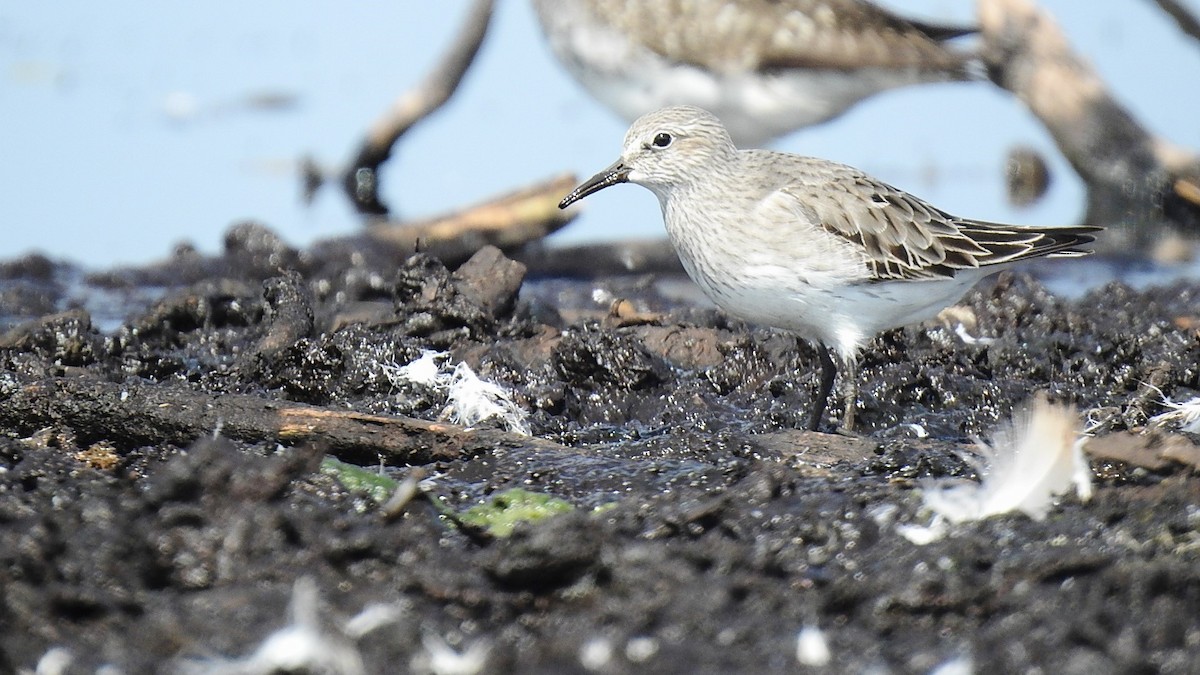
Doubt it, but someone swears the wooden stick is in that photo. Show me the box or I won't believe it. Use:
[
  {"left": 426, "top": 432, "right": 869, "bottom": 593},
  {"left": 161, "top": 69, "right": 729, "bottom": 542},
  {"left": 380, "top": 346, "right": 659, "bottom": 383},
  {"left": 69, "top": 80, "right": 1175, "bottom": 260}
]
[
  {"left": 979, "top": 0, "right": 1200, "bottom": 241},
  {"left": 1151, "top": 0, "right": 1200, "bottom": 45},
  {"left": 0, "top": 376, "right": 571, "bottom": 467},
  {"left": 363, "top": 172, "right": 579, "bottom": 261},
  {"left": 341, "top": 0, "right": 495, "bottom": 215}
]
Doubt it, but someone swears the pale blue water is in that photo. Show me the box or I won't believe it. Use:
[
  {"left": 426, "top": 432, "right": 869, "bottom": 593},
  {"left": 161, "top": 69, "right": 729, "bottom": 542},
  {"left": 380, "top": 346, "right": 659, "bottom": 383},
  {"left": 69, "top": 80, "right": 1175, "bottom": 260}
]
[{"left": 2, "top": 1, "right": 1199, "bottom": 267}]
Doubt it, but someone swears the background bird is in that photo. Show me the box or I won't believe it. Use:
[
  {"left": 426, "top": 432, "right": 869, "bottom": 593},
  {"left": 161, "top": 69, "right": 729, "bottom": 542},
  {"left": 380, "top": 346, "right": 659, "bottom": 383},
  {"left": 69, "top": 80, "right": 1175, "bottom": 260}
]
[{"left": 532, "top": 0, "right": 979, "bottom": 146}]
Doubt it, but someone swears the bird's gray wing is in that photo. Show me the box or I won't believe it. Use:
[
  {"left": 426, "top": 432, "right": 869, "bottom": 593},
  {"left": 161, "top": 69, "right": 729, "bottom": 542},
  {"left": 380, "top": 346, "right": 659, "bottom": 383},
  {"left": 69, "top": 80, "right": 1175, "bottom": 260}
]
[
  {"left": 753, "top": 0, "right": 975, "bottom": 71},
  {"left": 586, "top": 0, "right": 974, "bottom": 73},
  {"left": 779, "top": 167, "right": 1048, "bottom": 282}
]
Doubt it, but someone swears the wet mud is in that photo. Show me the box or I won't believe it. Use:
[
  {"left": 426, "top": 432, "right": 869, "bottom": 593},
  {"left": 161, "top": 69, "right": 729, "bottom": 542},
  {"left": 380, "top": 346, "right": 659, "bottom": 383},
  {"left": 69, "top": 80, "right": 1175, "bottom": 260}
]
[{"left": 0, "top": 227, "right": 1198, "bottom": 673}]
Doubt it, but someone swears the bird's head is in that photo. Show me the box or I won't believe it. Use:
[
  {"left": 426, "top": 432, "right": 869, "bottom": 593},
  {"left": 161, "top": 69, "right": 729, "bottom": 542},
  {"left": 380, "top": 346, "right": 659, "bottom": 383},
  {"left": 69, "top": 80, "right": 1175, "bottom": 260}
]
[{"left": 559, "top": 105, "right": 736, "bottom": 207}]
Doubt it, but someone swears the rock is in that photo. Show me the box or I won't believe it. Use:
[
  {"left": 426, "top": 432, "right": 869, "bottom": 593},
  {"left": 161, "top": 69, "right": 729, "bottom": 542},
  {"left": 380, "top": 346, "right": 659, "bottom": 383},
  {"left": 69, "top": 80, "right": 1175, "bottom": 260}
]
[
  {"left": 481, "top": 512, "right": 600, "bottom": 589},
  {"left": 451, "top": 245, "right": 527, "bottom": 319},
  {"left": 0, "top": 308, "right": 98, "bottom": 367}
]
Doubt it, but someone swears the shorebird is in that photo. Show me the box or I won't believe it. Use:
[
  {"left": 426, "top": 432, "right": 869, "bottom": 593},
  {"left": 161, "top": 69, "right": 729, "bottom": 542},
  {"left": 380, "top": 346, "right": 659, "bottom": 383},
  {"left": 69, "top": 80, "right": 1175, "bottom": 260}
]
[
  {"left": 559, "top": 105, "right": 1098, "bottom": 431},
  {"left": 532, "top": 0, "right": 979, "bottom": 146}
]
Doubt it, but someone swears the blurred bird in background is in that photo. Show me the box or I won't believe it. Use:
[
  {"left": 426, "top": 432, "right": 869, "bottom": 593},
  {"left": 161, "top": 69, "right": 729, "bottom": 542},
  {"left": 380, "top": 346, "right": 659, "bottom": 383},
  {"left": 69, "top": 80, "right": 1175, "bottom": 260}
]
[{"left": 532, "top": 0, "right": 979, "bottom": 146}]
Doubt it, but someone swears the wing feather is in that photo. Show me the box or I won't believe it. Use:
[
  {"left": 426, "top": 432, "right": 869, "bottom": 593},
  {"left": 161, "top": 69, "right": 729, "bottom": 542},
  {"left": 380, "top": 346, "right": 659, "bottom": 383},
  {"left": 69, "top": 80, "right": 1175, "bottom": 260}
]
[
  {"left": 588, "top": 0, "right": 975, "bottom": 74},
  {"left": 775, "top": 162, "right": 1098, "bottom": 282}
]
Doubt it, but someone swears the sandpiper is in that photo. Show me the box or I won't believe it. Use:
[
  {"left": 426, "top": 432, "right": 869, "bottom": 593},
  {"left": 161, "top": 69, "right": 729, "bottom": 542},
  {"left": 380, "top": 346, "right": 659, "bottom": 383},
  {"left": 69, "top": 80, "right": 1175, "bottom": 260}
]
[
  {"left": 559, "top": 105, "right": 1099, "bottom": 432},
  {"left": 532, "top": 0, "right": 978, "bottom": 146}
]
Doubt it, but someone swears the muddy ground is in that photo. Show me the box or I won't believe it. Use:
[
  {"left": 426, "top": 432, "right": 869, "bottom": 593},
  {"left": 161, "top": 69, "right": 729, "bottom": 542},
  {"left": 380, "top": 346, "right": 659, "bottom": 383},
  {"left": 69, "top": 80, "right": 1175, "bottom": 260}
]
[{"left": 1, "top": 224, "right": 1198, "bottom": 674}]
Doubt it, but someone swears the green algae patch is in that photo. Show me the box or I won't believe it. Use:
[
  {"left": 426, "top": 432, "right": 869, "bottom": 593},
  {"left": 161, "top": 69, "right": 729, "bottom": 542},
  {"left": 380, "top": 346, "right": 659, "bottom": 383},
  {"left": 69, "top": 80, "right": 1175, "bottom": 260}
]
[
  {"left": 320, "top": 456, "right": 398, "bottom": 503},
  {"left": 458, "top": 488, "right": 575, "bottom": 537}
]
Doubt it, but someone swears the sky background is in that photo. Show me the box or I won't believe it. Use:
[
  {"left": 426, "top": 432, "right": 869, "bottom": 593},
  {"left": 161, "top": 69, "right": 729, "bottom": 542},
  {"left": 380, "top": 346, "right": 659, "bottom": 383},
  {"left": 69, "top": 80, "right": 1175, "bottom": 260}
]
[{"left": 2, "top": 1, "right": 1199, "bottom": 267}]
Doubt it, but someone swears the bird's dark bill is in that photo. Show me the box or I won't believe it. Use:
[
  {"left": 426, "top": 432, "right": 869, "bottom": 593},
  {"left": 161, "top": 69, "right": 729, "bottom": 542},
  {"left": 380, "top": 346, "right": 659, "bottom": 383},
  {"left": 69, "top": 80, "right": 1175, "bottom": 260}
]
[{"left": 559, "top": 160, "right": 631, "bottom": 209}]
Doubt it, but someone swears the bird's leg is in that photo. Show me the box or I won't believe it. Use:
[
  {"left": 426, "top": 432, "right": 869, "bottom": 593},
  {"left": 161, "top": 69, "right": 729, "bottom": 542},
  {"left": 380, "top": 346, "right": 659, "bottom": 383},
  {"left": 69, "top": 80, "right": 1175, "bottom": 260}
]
[
  {"left": 808, "top": 347, "right": 838, "bottom": 432},
  {"left": 838, "top": 355, "right": 859, "bottom": 432}
]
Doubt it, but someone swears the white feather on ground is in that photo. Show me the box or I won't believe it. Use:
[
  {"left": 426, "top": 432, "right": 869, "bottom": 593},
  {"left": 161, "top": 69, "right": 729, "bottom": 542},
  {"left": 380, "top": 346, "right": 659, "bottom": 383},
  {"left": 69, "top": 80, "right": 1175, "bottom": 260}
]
[
  {"left": 387, "top": 349, "right": 445, "bottom": 387},
  {"left": 1149, "top": 396, "right": 1200, "bottom": 434},
  {"left": 178, "top": 578, "right": 371, "bottom": 675},
  {"left": 899, "top": 397, "right": 1093, "bottom": 542},
  {"left": 794, "top": 626, "right": 832, "bottom": 667},
  {"left": 384, "top": 351, "right": 531, "bottom": 435},
  {"left": 410, "top": 634, "right": 491, "bottom": 675},
  {"left": 443, "top": 362, "right": 532, "bottom": 435}
]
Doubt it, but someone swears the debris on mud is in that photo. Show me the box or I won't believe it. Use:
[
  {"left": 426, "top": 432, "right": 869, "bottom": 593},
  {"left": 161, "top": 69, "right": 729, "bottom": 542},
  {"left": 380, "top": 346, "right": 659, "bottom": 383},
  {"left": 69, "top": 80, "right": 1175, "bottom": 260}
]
[{"left": 1, "top": 232, "right": 1198, "bottom": 673}]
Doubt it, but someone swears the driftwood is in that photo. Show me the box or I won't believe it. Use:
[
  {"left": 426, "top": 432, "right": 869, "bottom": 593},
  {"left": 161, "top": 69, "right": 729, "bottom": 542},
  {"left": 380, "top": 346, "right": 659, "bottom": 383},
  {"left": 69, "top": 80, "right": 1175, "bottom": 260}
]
[
  {"left": 1151, "top": 0, "right": 1200, "bottom": 45},
  {"left": 308, "top": 173, "right": 579, "bottom": 270},
  {"left": 0, "top": 376, "right": 572, "bottom": 467},
  {"left": 337, "top": 0, "right": 495, "bottom": 215},
  {"left": 979, "top": 0, "right": 1200, "bottom": 245},
  {"left": 366, "top": 172, "right": 578, "bottom": 258}
]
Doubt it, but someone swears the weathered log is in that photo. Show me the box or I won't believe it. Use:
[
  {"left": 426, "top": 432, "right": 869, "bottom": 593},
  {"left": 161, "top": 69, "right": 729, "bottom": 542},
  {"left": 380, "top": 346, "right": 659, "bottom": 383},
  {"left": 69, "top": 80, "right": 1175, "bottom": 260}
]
[
  {"left": 0, "top": 375, "right": 571, "bottom": 466},
  {"left": 980, "top": 0, "right": 1200, "bottom": 244},
  {"left": 360, "top": 172, "right": 579, "bottom": 265},
  {"left": 1151, "top": 0, "right": 1200, "bottom": 45},
  {"left": 340, "top": 0, "right": 495, "bottom": 215}
]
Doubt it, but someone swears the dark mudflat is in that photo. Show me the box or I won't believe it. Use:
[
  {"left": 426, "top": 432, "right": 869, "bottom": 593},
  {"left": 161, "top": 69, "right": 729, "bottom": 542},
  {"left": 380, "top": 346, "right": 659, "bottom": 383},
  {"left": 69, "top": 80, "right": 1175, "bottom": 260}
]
[{"left": 0, "top": 231, "right": 1197, "bottom": 673}]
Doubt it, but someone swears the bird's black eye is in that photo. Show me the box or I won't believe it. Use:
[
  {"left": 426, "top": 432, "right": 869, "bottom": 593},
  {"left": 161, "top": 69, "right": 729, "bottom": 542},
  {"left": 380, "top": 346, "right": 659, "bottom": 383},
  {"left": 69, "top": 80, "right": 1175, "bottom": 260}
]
[{"left": 652, "top": 132, "right": 673, "bottom": 148}]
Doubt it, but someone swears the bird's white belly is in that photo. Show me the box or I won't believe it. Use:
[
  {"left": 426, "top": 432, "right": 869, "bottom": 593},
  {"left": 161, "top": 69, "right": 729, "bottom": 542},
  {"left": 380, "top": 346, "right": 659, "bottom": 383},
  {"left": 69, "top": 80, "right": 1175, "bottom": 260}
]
[
  {"left": 688, "top": 259, "right": 983, "bottom": 359},
  {"left": 577, "top": 59, "right": 913, "bottom": 147},
  {"left": 541, "top": 10, "right": 924, "bottom": 146}
]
